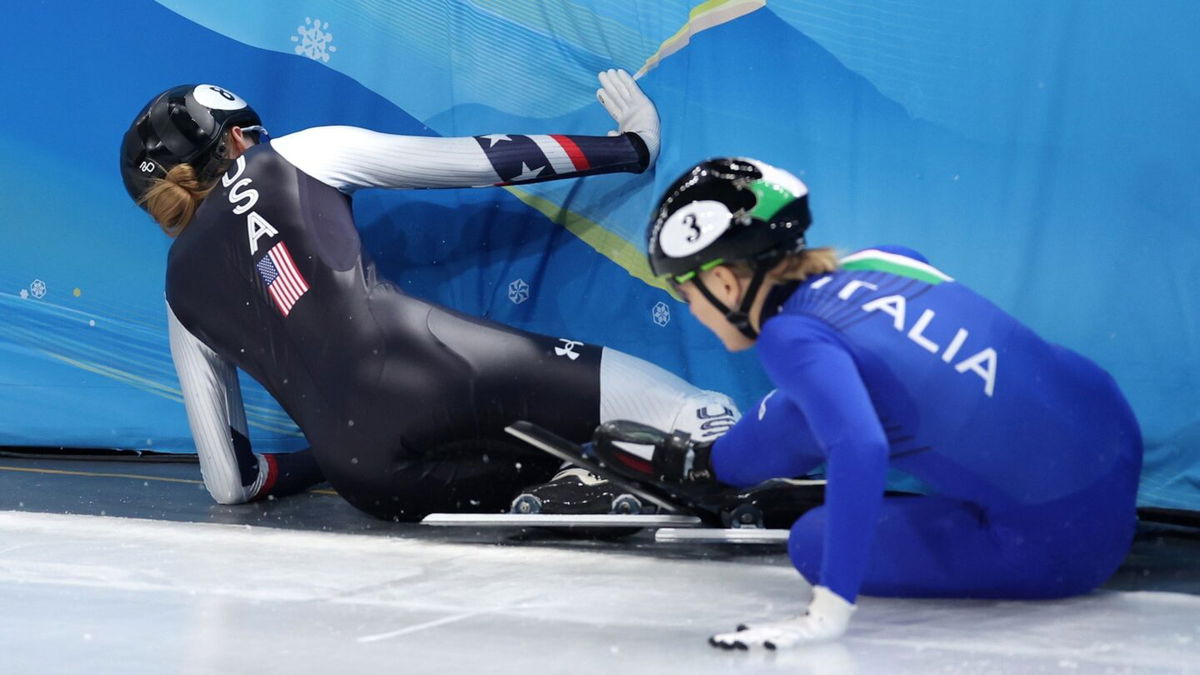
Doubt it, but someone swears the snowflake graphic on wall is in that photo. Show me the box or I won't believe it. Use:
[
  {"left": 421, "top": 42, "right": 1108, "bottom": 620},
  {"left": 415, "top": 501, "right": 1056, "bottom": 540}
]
[
  {"left": 652, "top": 301, "right": 671, "bottom": 327},
  {"left": 508, "top": 279, "right": 530, "bottom": 305},
  {"left": 291, "top": 17, "right": 336, "bottom": 63},
  {"left": 29, "top": 279, "right": 47, "bottom": 299}
]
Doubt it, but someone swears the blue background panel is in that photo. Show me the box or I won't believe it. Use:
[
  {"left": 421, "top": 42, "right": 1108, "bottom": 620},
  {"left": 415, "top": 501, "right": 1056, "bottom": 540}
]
[{"left": 0, "top": 1, "right": 1195, "bottom": 509}]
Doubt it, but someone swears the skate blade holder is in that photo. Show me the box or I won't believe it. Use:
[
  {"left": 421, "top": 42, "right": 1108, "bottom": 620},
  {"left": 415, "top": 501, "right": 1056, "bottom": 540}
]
[{"left": 654, "top": 528, "right": 790, "bottom": 544}]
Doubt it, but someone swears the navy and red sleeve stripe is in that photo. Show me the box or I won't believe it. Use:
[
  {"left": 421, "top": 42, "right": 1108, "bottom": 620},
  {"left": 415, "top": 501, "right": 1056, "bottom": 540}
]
[{"left": 474, "top": 131, "right": 650, "bottom": 185}]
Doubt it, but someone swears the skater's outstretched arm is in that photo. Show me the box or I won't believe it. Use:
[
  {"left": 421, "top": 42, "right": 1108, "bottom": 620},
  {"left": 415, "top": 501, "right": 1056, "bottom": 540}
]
[
  {"left": 708, "top": 389, "right": 825, "bottom": 487},
  {"left": 271, "top": 69, "right": 658, "bottom": 193},
  {"left": 631, "top": 314, "right": 887, "bottom": 646},
  {"left": 167, "top": 302, "right": 324, "bottom": 504},
  {"left": 756, "top": 315, "right": 889, "bottom": 602}
]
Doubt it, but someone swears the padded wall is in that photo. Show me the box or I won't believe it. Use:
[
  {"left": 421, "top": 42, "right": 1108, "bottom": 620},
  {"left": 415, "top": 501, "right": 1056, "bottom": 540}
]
[{"left": 0, "top": 1, "right": 1195, "bottom": 508}]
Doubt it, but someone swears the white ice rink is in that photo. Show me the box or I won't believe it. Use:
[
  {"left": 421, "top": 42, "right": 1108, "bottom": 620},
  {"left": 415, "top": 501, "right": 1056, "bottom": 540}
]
[{"left": 0, "top": 511, "right": 1196, "bottom": 674}]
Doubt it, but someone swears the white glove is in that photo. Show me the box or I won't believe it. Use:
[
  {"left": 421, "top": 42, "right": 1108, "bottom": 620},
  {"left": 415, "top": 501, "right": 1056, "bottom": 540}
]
[
  {"left": 596, "top": 68, "right": 660, "bottom": 168},
  {"left": 710, "top": 586, "right": 855, "bottom": 650}
]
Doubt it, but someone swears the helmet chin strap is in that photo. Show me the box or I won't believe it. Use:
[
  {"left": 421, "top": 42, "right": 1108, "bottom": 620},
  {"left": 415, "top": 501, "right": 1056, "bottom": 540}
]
[{"left": 691, "top": 266, "right": 771, "bottom": 341}]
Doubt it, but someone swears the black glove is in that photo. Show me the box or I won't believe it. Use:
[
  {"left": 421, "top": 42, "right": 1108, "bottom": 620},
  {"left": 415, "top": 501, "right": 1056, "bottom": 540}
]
[{"left": 592, "top": 420, "right": 718, "bottom": 486}]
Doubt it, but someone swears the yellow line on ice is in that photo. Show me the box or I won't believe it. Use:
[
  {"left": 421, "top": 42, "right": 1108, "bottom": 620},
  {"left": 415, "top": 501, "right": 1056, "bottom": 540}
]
[
  {"left": 0, "top": 464, "right": 203, "bottom": 485},
  {"left": 0, "top": 464, "right": 338, "bottom": 495}
]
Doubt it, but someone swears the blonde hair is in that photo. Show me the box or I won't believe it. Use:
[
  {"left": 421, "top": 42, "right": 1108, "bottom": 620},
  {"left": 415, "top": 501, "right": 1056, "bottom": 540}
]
[
  {"left": 137, "top": 127, "right": 245, "bottom": 237},
  {"left": 726, "top": 247, "right": 841, "bottom": 283},
  {"left": 138, "top": 163, "right": 216, "bottom": 238},
  {"left": 769, "top": 247, "right": 840, "bottom": 281}
]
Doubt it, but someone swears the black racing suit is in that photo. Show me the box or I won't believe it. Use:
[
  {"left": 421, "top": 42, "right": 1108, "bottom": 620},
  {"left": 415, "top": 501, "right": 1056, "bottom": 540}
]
[{"left": 166, "top": 136, "right": 735, "bottom": 520}]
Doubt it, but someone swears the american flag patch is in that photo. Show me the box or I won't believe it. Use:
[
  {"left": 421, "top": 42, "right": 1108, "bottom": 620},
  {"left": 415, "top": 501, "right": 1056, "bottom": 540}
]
[{"left": 255, "top": 241, "right": 309, "bottom": 316}]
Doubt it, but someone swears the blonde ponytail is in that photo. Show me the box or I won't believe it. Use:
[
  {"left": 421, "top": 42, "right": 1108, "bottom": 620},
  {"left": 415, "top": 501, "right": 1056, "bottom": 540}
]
[
  {"left": 769, "top": 247, "right": 840, "bottom": 282},
  {"left": 139, "top": 163, "right": 215, "bottom": 237},
  {"left": 726, "top": 247, "right": 841, "bottom": 283}
]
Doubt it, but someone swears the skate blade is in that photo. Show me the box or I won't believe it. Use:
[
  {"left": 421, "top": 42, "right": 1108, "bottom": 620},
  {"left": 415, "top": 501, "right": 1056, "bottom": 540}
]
[
  {"left": 654, "top": 528, "right": 789, "bottom": 544},
  {"left": 421, "top": 513, "right": 703, "bottom": 528}
]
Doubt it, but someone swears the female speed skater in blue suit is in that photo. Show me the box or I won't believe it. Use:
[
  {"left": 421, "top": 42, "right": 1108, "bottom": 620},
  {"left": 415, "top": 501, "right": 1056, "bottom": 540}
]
[{"left": 628, "top": 157, "right": 1142, "bottom": 649}]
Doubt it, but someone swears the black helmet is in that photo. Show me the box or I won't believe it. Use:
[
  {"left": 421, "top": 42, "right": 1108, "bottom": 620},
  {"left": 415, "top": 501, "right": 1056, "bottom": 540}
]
[
  {"left": 647, "top": 157, "right": 811, "bottom": 281},
  {"left": 120, "top": 84, "right": 262, "bottom": 207},
  {"left": 646, "top": 158, "right": 811, "bottom": 339}
]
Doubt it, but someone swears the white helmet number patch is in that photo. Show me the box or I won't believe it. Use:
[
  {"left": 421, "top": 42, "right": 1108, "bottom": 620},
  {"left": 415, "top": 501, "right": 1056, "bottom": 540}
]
[
  {"left": 659, "top": 201, "right": 732, "bottom": 259},
  {"left": 193, "top": 84, "right": 248, "bottom": 111}
]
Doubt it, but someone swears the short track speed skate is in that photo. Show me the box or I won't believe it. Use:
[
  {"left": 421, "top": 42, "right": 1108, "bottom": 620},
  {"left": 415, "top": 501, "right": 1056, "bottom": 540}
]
[
  {"left": 511, "top": 421, "right": 825, "bottom": 525},
  {"left": 422, "top": 425, "right": 704, "bottom": 532},
  {"left": 424, "top": 421, "right": 826, "bottom": 543},
  {"left": 421, "top": 421, "right": 825, "bottom": 542},
  {"left": 426, "top": 463, "right": 700, "bottom": 535}
]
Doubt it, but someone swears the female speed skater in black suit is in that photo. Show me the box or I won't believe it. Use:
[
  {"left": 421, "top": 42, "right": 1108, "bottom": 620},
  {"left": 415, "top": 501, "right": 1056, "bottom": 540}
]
[{"left": 119, "top": 73, "right": 737, "bottom": 521}]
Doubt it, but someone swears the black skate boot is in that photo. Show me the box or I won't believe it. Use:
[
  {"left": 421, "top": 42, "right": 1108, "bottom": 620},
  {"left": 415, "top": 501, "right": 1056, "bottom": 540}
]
[
  {"left": 511, "top": 466, "right": 645, "bottom": 515},
  {"left": 510, "top": 466, "right": 647, "bottom": 538}
]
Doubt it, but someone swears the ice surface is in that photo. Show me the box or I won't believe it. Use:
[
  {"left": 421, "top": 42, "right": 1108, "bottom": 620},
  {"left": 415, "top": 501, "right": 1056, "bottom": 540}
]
[{"left": 0, "top": 511, "right": 1196, "bottom": 673}]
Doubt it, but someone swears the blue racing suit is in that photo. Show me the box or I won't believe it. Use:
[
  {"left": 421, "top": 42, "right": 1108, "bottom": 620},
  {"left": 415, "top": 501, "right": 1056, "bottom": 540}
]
[{"left": 711, "top": 246, "right": 1142, "bottom": 601}]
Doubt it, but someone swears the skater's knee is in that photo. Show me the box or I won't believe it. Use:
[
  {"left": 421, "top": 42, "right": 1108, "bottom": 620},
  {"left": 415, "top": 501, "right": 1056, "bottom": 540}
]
[
  {"left": 787, "top": 508, "right": 826, "bottom": 583},
  {"left": 988, "top": 495, "right": 1136, "bottom": 599}
]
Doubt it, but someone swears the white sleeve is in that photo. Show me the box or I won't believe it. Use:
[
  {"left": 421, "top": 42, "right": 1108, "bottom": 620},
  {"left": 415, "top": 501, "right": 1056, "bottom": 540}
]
[
  {"left": 598, "top": 347, "right": 740, "bottom": 449},
  {"left": 271, "top": 126, "right": 505, "bottom": 192},
  {"left": 167, "top": 301, "right": 269, "bottom": 504}
]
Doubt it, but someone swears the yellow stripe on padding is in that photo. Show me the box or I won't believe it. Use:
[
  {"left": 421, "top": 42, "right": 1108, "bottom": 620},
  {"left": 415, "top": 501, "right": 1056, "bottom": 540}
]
[
  {"left": 503, "top": 186, "right": 673, "bottom": 293},
  {"left": 636, "top": 0, "right": 766, "bottom": 78},
  {"left": 38, "top": 350, "right": 303, "bottom": 437},
  {"left": 502, "top": 1, "right": 765, "bottom": 293}
]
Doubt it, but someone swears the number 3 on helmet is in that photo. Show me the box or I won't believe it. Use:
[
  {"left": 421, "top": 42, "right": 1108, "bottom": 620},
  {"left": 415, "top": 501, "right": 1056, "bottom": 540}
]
[{"left": 646, "top": 157, "right": 812, "bottom": 286}]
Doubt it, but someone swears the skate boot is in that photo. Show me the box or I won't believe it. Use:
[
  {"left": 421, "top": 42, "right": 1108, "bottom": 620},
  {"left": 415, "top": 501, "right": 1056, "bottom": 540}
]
[
  {"left": 510, "top": 466, "right": 647, "bottom": 538},
  {"left": 511, "top": 467, "right": 646, "bottom": 516}
]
